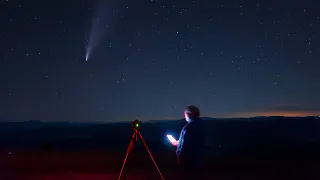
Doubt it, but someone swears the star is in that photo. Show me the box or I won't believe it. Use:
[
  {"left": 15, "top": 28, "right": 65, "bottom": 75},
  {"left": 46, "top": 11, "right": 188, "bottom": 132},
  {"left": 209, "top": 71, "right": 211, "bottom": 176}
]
[{"left": 1, "top": 0, "right": 319, "bottom": 122}]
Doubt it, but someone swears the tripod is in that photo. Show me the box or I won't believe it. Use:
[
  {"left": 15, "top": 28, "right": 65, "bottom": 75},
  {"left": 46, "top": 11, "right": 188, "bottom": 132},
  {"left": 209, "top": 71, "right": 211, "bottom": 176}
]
[{"left": 117, "top": 120, "right": 165, "bottom": 180}]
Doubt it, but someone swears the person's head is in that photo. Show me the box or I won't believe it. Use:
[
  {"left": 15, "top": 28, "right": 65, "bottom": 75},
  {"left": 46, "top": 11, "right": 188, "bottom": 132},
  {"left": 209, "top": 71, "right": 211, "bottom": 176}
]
[{"left": 184, "top": 105, "right": 200, "bottom": 122}]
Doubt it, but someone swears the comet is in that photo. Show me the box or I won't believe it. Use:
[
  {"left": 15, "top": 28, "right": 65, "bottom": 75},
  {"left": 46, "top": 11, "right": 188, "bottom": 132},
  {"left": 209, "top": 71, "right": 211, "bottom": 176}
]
[
  {"left": 85, "top": 46, "right": 90, "bottom": 61},
  {"left": 85, "top": 0, "right": 116, "bottom": 61}
]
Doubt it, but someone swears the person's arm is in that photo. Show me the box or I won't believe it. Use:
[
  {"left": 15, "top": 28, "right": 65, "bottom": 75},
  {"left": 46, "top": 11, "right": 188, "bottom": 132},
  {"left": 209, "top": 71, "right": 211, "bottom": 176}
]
[
  {"left": 176, "top": 126, "right": 194, "bottom": 161},
  {"left": 176, "top": 129, "right": 184, "bottom": 155}
]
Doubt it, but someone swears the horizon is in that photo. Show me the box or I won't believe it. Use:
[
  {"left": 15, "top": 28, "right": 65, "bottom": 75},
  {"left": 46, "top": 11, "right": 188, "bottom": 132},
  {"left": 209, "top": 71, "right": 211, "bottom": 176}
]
[
  {"left": 1, "top": 1, "right": 320, "bottom": 179},
  {"left": 1, "top": 114, "right": 319, "bottom": 123}
]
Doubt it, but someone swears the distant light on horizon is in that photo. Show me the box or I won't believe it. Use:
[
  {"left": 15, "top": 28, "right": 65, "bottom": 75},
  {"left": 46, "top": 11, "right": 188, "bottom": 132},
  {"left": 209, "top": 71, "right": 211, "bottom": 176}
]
[
  {"left": 214, "top": 111, "right": 320, "bottom": 118},
  {"left": 145, "top": 110, "right": 320, "bottom": 121}
]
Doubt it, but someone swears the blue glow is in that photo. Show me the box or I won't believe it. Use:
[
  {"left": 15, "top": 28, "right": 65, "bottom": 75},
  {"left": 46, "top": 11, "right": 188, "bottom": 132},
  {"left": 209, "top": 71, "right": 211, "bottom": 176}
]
[{"left": 166, "top": 134, "right": 177, "bottom": 144}]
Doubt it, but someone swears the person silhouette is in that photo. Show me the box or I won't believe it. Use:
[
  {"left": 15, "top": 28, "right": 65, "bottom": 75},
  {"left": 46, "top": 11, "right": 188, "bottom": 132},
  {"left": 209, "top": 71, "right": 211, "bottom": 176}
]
[{"left": 176, "top": 105, "right": 206, "bottom": 179}]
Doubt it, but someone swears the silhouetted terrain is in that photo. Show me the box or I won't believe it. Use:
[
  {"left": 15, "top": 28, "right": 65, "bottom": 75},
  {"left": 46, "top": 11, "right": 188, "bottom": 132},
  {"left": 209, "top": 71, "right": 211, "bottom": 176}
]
[
  {"left": 1, "top": 116, "right": 319, "bottom": 151},
  {"left": 1, "top": 116, "right": 320, "bottom": 179}
]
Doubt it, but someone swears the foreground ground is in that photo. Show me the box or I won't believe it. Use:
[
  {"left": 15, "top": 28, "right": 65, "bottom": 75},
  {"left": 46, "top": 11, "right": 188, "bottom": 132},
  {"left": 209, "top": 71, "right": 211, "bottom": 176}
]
[{"left": 1, "top": 148, "right": 320, "bottom": 180}]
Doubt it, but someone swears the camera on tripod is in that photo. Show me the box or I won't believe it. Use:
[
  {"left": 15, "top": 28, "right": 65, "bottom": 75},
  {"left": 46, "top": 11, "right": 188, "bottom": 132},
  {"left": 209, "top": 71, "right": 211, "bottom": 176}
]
[
  {"left": 118, "top": 119, "right": 165, "bottom": 180},
  {"left": 132, "top": 119, "right": 140, "bottom": 130}
]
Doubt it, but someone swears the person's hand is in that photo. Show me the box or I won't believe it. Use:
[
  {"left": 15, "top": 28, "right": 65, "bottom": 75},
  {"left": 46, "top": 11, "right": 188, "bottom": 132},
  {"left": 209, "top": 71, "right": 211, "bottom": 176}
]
[
  {"left": 170, "top": 140, "right": 178, "bottom": 146},
  {"left": 167, "top": 134, "right": 178, "bottom": 146}
]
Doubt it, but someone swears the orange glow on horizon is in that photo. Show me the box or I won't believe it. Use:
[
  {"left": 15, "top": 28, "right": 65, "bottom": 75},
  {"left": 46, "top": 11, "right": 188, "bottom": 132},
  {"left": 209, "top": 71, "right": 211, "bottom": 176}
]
[
  {"left": 213, "top": 110, "right": 320, "bottom": 118},
  {"left": 145, "top": 111, "right": 320, "bottom": 121}
]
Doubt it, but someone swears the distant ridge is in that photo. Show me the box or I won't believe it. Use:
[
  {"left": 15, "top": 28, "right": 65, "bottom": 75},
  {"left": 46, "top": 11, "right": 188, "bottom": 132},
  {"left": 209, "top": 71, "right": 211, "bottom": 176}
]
[
  {"left": 0, "top": 116, "right": 319, "bottom": 150},
  {"left": 0, "top": 116, "right": 319, "bottom": 126}
]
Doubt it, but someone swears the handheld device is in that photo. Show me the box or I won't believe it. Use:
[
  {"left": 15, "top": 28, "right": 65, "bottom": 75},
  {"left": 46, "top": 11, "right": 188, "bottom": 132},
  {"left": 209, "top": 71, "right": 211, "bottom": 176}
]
[{"left": 166, "top": 134, "right": 178, "bottom": 146}]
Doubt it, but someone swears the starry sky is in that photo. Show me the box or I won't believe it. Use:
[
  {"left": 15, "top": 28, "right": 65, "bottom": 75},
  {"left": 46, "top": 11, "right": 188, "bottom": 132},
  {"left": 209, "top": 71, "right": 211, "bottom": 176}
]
[{"left": 1, "top": 0, "right": 320, "bottom": 122}]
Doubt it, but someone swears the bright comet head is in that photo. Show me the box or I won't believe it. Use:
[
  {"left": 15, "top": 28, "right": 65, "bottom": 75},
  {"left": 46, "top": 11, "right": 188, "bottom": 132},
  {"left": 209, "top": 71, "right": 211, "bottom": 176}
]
[{"left": 85, "top": 47, "right": 90, "bottom": 61}]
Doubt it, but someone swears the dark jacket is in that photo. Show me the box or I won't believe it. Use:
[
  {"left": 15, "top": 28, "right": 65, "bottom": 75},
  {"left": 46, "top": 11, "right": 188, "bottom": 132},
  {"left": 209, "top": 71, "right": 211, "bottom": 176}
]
[{"left": 176, "top": 118, "right": 206, "bottom": 166}]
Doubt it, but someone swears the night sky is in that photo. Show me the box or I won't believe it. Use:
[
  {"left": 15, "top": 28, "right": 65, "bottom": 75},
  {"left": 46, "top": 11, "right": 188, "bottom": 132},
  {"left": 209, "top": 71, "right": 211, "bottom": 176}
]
[{"left": 1, "top": 0, "right": 320, "bottom": 122}]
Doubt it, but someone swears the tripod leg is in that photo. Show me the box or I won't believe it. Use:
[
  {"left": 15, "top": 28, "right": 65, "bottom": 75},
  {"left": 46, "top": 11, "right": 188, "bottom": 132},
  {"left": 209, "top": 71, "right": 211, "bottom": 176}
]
[
  {"left": 117, "top": 133, "right": 136, "bottom": 180},
  {"left": 138, "top": 132, "right": 165, "bottom": 180}
]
